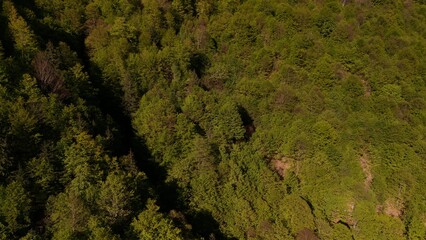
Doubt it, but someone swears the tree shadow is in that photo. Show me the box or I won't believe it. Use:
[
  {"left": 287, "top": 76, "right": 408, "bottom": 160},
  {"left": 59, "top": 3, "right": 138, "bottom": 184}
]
[
  {"left": 0, "top": 4, "right": 14, "bottom": 56},
  {"left": 238, "top": 106, "right": 256, "bottom": 140},
  {"left": 131, "top": 137, "right": 232, "bottom": 239},
  {"left": 10, "top": 1, "right": 232, "bottom": 238},
  {"left": 12, "top": 0, "right": 85, "bottom": 54},
  {"left": 189, "top": 210, "right": 236, "bottom": 240},
  {"left": 190, "top": 52, "right": 210, "bottom": 79}
]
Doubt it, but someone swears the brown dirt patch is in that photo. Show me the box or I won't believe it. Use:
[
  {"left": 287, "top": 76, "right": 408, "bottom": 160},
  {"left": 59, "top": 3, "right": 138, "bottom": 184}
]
[
  {"left": 359, "top": 152, "right": 373, "bottom": 190},
  {"left": 271, "top": 157, "right": 293, "bottom": 178},
  {"left": 297, "top": 228, "right": 319, "bottom": 240},
  {"left": 360, "top": 79, "right": 371, "bottom": 97},
  {"left": 384, "top": 198, "right": 404, "bottom": 218}
]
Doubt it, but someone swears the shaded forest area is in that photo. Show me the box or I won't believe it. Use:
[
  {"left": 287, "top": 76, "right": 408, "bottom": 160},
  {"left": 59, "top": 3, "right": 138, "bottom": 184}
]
[{"left": 0, "top": 0, "right": 426, "bottom": 239}]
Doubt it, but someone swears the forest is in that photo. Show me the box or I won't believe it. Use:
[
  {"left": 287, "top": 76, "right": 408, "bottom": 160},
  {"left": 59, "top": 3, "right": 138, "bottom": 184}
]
[{"left": 0, "top": 0, "right": 425, "bottom": 239}]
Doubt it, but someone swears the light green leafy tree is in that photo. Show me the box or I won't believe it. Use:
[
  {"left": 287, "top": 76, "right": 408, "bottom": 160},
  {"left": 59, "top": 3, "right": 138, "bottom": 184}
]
[
  {"left": 97, "top": 171, "right": 134, "bottom": 225},
  {"left": 0, "top": 180, "right": 31, "bottom": 235},
  {"left": 131, "top": 199, "right": 183, "bottom": 240},
  {"left": 48, "top": 188, "right": 90, "bottom": 240},
  {"left": 3, "top": 0, "right": 38, "bottom": 58}
]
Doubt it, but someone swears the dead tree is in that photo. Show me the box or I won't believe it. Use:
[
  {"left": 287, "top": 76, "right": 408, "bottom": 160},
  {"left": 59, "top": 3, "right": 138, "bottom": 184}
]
[{"left": 32, "top": 51, "right": 68, "bottom": 99}]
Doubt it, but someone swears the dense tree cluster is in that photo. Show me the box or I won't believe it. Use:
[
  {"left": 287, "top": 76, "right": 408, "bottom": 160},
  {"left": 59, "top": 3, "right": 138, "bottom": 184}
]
[{"left": 0, "top": 0, "right": 425, "bottom": 239}]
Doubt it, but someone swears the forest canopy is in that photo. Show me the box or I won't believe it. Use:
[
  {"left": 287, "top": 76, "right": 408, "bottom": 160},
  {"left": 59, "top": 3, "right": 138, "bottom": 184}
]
[{"left": 0, "top": 0, "right": 425, "bottom": 239}]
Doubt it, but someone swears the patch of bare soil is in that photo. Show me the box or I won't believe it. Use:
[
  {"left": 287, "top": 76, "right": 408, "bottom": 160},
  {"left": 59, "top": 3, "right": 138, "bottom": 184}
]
[
  {"left": 360, "top": 79, "right": 371, "bottom": 97},
  {"left": 330, "top": 201, "right": 357, "bottom": 228},
  {"left": 345, "top": 201, "right": 357, "bottom": 226},
  {"left": 384, "top": 198, "right": 404, "bottom": 218},
  {"left": 359, "top": 152, "right": 373, "bottom": 190},
  {"left": 270, "top": 156, "right": 293, "bottom": 178},
  {"left": 297, "top": 228, "right": 319, "bottom": 240},
  {"left": 423, "top": 214, "right": 426, "bottom": 227},
  {"left": 376, "top": 198, "right": 404, "bottom": 218}
]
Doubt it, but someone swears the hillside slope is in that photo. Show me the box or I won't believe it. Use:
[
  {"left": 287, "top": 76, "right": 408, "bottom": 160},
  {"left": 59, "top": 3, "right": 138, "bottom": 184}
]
[{"left": 0, "top": 0, "right": 425, "bottom": 239}]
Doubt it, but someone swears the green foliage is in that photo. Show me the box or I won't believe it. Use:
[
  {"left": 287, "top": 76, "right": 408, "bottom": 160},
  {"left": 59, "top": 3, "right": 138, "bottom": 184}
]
[
  {"left": 282, "top": 195, "right": 315, "bottom": 234},
  {"left": 0, "top": 0, "right": 425, "bottom": 239},
  {"left": 63, "top": 132, "right": 106, "bottom": 196},
  {"left": 0, "top": 180, "right": 31, "bottom": 235},
  {"left": 131, "top": 199, "right": 183, "bottom": 240},
  {"left": 87, "top": 217, "right": 119, "bottom": 240},
  {"left": 207, "top": 99, "right": 245, "bottom": 144},
  {"left": 97, "top": 172, "right": 134, "bottom": 224},
  {"left": 34, "top": 0, "right": 88, "bottom": 34},
  {"left": 0, "top": 44, "right": 7, "bottom": 85},
  {"left": 28, "top": 145, "right": 57, "bottom": 191},
  {"left": 133, "top": 89, "right": 177, "bottom": 161},
  {"left": 48, "top": 188, "right": 90, "bottom": 240},
  {"left": 3, "top": 0, "right": 38, "bottom": 58}
]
